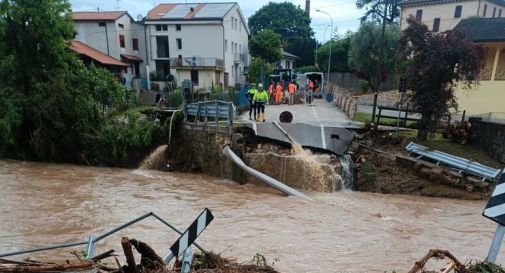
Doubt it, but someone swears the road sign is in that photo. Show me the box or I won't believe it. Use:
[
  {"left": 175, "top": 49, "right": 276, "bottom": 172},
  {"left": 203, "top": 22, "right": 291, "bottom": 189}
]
[
  {"left": 484, "top": 171, "right": 505, "bottom": 262},
  {"left": 484, "top": 171, "right": 505, "bottom": 225},
  {"left": 164, "top": 208, "right": 214, "bottom": 263}
]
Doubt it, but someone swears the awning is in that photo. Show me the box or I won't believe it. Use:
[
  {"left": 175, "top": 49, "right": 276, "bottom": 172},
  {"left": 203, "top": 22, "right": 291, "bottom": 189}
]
[
  {"left": 121, "top": 54, "right": 143, "bottom": 63},
  {"left": 70, "top": 40, "right": 127, "bottom": 67}
]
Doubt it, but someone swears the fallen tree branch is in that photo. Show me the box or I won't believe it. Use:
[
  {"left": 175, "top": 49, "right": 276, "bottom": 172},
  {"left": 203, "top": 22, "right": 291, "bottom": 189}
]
[
  {"left": 408, "top": 249, "right": 467, "bottom": 273},
  {"left": 0, "top": 261, "right": 93, "bottom": 272},
  {"left": 90, "top": 249, "right": 116, "bottom": 262}
]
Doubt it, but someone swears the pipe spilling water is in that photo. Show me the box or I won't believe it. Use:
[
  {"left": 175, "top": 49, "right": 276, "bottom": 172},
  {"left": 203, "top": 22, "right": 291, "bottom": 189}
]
[{"left": 139, "top": 144, "right": 168, "bottom": 170}]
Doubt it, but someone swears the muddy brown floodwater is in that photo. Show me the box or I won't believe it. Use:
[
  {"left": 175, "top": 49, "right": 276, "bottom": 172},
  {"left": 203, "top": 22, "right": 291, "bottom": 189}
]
[{"left": 0, "top": 160, "right": 502, "bottom": 273}]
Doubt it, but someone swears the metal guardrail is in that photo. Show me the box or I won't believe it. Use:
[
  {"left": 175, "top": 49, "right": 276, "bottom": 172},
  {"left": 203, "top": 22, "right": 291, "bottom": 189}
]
[
  {"left": 405, "top": 142, "right": 502, "bottom": 181},
  {"left": 184, "top": 100, "right": 236, "bottom": 128},
  {"left": 0, "top": 212, "right": 206, "bottom": 259}
]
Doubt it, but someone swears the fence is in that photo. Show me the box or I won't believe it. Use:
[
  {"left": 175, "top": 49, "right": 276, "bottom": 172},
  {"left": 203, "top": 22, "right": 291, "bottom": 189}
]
[
  {"left": 183, "top": 100, "right": 236, "bottom": 128},
  {"left": 329, "top": 72, "right": 398, "bottom": 92},
  {"left": 470, "top": 112, "right": 505, "bottom": 125},
  {"left": 333, "top": 85, "right": 358, "bottom": 118}
]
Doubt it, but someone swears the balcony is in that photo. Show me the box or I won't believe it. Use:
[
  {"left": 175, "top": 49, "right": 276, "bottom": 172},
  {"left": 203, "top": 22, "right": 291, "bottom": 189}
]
[{"left": 171, "top": 57, "right": 224, "bottom": 71}]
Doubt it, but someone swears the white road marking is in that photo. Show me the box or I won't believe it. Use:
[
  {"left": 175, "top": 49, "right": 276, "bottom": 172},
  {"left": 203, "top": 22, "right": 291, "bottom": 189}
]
[
  {"left": 321, "top": 125, "right": 327, "bottom": 149},
  {"left": 312, "top": 106, "right": 320, "bottom": 124}
]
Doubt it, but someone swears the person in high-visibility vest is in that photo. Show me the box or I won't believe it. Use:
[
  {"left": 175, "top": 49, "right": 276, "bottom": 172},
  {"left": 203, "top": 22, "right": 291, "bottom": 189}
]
[
  {"left": 253, "top": 83, "right": 268, "bottom": 122},
  {"left": 288, "top": 81, "right": 296, "bottom": 105},
  {"left": 275, "top": 83, "right": 283, "bottom": 105},
  {"left": 246, "top": 83, "right": 258, "bottom": 120},
  {"left": 308, "top": 79, "right": 314, "bottom": 103}
]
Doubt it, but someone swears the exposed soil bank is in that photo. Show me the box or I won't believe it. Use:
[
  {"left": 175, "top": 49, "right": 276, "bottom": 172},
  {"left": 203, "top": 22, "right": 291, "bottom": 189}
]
[{"left": 350, "top": 133, "right": 492, "bottom": 200}]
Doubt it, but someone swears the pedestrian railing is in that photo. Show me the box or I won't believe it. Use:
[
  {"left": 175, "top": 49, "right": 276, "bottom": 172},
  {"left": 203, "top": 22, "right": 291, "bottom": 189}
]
[
  {"left": 405, "top": 142, "right": 502, "bottom": 181},
  {"left": 183, "top": 100, "right": 236, "bottom": 128},
  {"left": 0, "top": 212, "right": 206, "bottom": 260}
]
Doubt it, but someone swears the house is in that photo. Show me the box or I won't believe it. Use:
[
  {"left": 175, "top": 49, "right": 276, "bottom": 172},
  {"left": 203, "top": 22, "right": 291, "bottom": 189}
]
[
  {"left": 399, "top": 0, "right": 505, "bottom": 32},
  {"left": 278, "top": 50, "right": 300, "bottom": 70},
  {"left": 72, "top": 11, "right": 147, "bottom": 90},
  {"left": 452, "top": 17, "right": 505, "bottom": 114},
  {"left": 144, "top": 2, "right": 250, "bottom": 89}
]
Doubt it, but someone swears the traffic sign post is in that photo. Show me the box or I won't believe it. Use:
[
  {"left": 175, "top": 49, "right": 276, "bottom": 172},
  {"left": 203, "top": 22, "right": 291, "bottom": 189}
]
[{"left": 484, "top": 171, "right": 505, "bottom": 262}]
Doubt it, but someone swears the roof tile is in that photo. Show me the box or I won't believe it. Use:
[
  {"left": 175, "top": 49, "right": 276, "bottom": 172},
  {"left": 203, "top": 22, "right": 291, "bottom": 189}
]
[{"left": 70, "top": 41, "right": 127, "bottom": 67}]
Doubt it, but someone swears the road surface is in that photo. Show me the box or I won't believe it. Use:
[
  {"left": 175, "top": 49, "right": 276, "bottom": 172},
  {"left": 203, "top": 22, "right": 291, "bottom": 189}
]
[{"left": 239, "top": 99, "right": 361, "bottom": 128}]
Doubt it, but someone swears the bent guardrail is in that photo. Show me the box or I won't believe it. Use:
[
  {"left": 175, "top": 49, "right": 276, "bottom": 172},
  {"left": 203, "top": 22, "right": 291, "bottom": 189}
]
[{"left": 405, "top": 142, "right": 502, "bottom": 181}]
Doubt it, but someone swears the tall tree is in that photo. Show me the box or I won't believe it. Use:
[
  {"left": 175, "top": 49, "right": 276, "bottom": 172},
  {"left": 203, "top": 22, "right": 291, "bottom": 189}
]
[
  {"left": 356, "top": 0, "right": 400, "bottom": 23},
  {"left": 399, "top": 17, "right": 483, "bottom": 140},
  {"left": 348, "top": 22, "right": 400, "bottom": 94},
  {"left": 249, "top": 29, "right": 282, "bottom": 63},
  {"left": 315, "top": 33, "right": 352, "bottom": 73},
  {"left": 248, "top": 2, "right": 316, "bottom": 66}
]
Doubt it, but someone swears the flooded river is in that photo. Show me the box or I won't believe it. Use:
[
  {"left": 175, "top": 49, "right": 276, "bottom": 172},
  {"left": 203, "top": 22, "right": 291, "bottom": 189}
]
[{"left": 0, "top": 160, "right": 501, "bottom": 272}]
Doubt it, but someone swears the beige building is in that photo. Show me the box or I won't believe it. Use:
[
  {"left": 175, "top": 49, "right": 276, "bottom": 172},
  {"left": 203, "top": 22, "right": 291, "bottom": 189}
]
[
  {"left": 399, "top": 0, "right": 505, "bottom": 32},
  {"left": 454, "top": 18, "right": 505, "bottom": 114}
]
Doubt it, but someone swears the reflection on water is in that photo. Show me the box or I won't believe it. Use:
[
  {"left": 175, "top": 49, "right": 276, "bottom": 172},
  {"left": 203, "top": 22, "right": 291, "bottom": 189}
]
[{"left": 0, "top": 160, "right": 500, "bottom": 273}]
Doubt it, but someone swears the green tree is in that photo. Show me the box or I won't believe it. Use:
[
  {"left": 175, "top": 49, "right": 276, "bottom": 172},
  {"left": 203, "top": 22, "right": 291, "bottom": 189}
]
[
  {"left": 348, "top": 22, "right": 400, "bottom": 94},
  {"left": 356, "top": 0, "right": 400, "bottom": 23},
  {"left": 249, "top": 29, "right": 282, "bottom": 63},
  {"left": 248, "top": 2, "right": 316, "bottom": 66},
  {"left": 248, "top": 58, "right": 272, "bottom": 83},
  {"left": 316, "top": 35, "right": 352, "bottom": 73},
  {"left": 399, "top": 17, "right": 483, "bottom": 140}
]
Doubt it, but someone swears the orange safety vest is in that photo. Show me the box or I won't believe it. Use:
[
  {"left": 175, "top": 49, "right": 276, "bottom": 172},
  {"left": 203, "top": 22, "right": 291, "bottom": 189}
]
[
  {"left": 269, "top": 84, "right": 274, "bottom": 94},
  {"left": 288, "top": 83, "right": 296, "bottom": 93},
  {"left": 276, "top": 85, "right": 283, "bottom": 94},
  {"left": 309, "top": 80, "right": 314, "bottom": 89}
]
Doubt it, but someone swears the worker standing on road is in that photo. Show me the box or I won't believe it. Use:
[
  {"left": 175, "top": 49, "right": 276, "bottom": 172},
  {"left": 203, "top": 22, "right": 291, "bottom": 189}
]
[
  {"left": 254, "top": 84, "right": 268, "bottom": 122},
  {"left": 247, "top": 83, "right": 258, "bottom": 120},
  {"left": 275, "top": 82, "right": 283, "bottom": 105},
  {"left": 308, "top": 79, "right": 314, "bottom": 103},
  {"left": 268, "top": 81, "right": 275, "bottom": 105},
  {"left": 288, "top": 81, "right": 296, "bottom": 105}
]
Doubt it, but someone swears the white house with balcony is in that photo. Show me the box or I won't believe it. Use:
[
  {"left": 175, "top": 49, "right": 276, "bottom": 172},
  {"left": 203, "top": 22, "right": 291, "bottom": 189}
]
[
  {"left": 72, "top": 11, "right": 147, "bottom": 90},
  {"left": 144, "top": 2, "right": 250, "bottom": 89}
]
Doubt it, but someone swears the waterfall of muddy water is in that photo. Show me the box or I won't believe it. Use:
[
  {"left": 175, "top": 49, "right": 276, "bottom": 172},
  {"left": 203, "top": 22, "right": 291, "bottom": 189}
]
[
  {"left": 0, "top": 160, "right": 500, "bottom": 273},
  {"left": 139, "top": 144, "right": 168, "bottom": 169},
  {"left": 340, "top": 154, "right": 354, "bottom": 190}
]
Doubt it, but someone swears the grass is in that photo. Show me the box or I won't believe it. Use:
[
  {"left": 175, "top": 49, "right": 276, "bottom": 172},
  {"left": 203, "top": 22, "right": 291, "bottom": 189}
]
[
  {"left": 399, "top": 131, "right": 504, "bottom": 169},
  {"left": 354, "top": 112, "right": 418, "bottom": 127}
]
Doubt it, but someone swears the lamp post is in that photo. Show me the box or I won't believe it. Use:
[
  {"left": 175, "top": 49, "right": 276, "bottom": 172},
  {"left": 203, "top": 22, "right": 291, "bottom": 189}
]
[{"left": 316, "top": 9, "right": 333, "bottom": 94}]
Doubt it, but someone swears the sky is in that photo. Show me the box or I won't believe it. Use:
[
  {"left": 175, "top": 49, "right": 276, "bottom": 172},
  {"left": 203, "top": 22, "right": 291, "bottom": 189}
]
[{"left": 69, "top": 0, "right": 364, "bottom": 42}]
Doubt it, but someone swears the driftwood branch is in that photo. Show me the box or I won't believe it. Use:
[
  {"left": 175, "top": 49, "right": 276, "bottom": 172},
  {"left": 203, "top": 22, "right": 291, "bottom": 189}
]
[
  {"left": 408, "top": 249, "right": 467, "bottom": 273},
  {"left": 90, "top": 249, "right": 116, "bottom": 261},
  {"left": 0, "top": 261, "right": 93, "bottom": 272},
  {"left": 121, "top": 237, "right": 137, "bottom": 273}
]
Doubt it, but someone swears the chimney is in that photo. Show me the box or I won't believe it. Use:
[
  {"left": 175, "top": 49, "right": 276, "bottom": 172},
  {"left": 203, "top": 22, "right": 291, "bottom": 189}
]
[{"left": 305, "top": 0, "right": 310, "bottom": 16}]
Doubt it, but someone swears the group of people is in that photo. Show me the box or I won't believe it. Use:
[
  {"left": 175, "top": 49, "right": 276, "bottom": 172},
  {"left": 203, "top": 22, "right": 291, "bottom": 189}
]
[{"left": 246, "top": 80, "right": 298, "bottom": 122}]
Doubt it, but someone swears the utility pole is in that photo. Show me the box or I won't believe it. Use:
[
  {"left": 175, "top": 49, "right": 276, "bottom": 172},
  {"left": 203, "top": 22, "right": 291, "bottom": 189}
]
[{"left": 371, "top": 0, "right": 389, "bottom": 127}]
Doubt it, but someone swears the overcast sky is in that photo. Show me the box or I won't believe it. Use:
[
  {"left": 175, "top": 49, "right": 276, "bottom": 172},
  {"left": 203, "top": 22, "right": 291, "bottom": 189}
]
[{"left": 69, "top": 0, "right": 363, "bottom": 42}]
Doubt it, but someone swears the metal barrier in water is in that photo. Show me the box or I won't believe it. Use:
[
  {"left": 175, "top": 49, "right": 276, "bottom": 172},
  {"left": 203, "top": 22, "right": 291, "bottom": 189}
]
[
  {"left": 0, "top": 212, "right": 206, "bottom": 259},
  {"left": 183, "top": 100, "right": 236, "bottom": 128}
]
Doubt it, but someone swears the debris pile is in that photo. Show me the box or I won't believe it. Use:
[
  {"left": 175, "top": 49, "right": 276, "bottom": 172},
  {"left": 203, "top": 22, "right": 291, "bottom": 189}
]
[
  {"left": 443, "top": 121, "right": 472, "bottom": 144},
  {"left": 0, "top": 237, "right": 279, "bottom": 273},
  {"left": 408, "top": 249, "right": 505, "bottom": 273}
]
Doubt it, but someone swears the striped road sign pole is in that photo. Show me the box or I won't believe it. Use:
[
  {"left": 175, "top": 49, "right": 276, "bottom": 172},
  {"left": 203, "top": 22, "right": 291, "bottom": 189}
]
[
  {"left": 163, "top": 208, "right": 214, "bottom": 263},
  {"left": 484, "top": 170, "right": 505, "bottom": 262}
]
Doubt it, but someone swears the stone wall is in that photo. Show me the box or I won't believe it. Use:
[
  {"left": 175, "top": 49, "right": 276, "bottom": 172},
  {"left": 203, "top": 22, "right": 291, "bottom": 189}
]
[
  {"left": 167, "top": 124, "right": 344, "bottom": 192},
  {"left": 469, "top": 118, "right": 505, "bottom": 163}
]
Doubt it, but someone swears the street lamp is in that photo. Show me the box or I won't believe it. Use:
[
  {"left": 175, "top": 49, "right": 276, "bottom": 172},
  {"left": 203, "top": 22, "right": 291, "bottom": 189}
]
[{"left": 316, "top": 9, "right": 333, "bottom": 95}]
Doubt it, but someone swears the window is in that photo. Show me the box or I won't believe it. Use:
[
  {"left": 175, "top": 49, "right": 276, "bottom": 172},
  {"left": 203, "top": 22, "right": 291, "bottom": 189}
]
[
  {"left": 132, "top": 38, "right": 139, "bottom": 51},
  {"left": 235, "top": 18, "right": 238, "bottom": 30},
  {"left": 191, "top": 70, "right": 199, "bottom": 85},
  {"left": 176, "top": 38, "right": 182, "bottom": 50},
  {"left": 118, "top": 23, "right": 124, "bottom": 30},
  {"left": 155, "top": 24, "right": 167, "bottom": 31},
  {"left": 240, "top": 23, "right": 242, "bottom": 32},
  {"left": 231, "top": 16, "right": 234, "bottom": 28},
  {"left": 156, "top": 36, "right": 169, "bottom": 58},
  {"left": 484, "top": 4, "right": 488, "bottom": 17},
  {"left": 98, "top": 22, "right": 106, "bottom": 27},
  {"left": 500, "top": 9, "right": 503, "bottom": 17},
  {"left": 454, "top": 5, "right": 462, "bottom": 18},
  {"left": 231, "top": 42, "right": 234, "bottom": 53},
  {"left": 493, "top": 7, "right": 497, "bottom": 17},
  {"left": 119, "top": 35, "right": 125, "bottom": 48},
  {"left": 224, "top": 39, "right": 228, "bottom": 52},
  {"left": 416, "top": 9, "right": 423, "bottom": 21},
  {"left": 433, "top": 18, "right": 440, "bottom": 32},
  {"left": 176, "top": 24, "right": 181, "bottom": 31}
]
